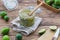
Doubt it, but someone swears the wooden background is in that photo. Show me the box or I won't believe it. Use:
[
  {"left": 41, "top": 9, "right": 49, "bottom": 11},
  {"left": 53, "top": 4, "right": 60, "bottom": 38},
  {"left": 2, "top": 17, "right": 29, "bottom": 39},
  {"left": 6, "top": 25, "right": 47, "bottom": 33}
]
[{"left": 0, "top": 0, "right": 60, "bottom": 40}]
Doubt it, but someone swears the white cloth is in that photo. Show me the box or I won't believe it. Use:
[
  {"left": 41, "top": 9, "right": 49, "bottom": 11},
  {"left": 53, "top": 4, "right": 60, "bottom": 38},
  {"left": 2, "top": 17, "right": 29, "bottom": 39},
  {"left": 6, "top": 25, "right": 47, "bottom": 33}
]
[{"left": 10, "top": 17, "right": 42, "bottom": 36}]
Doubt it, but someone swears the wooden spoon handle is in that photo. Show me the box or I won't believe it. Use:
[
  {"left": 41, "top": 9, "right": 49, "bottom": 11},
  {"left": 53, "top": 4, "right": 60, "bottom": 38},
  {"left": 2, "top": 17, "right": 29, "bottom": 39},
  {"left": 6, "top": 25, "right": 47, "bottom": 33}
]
[{"left": 29, "top": 2, "right": 43, "bottom": 16}]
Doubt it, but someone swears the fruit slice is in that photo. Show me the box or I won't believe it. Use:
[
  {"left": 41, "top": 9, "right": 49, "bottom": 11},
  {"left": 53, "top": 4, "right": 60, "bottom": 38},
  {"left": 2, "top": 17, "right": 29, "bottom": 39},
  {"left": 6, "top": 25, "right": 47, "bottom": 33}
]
[
  {"left": 15, "top": 34, "right": 22, "bottom": 40},
  {"left": 2, "top": 35, "right": 10, "bottom": 40},
  {"left": 49, "top": 26, "right": 57, "bottom": 31},
  {"left": 38, "top": 29, "right": 46, "bottom": 35},
  {"left": 1, "top": 27, "right": 10, "bottom": 35}
]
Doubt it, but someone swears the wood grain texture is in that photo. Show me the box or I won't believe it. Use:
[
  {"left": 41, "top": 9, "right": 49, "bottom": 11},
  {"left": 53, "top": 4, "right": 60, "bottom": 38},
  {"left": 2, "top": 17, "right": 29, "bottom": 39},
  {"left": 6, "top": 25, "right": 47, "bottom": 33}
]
[
  {"left": 37, "top": 29, "right": 60, "bottom": 40},
  {"left": 0, "top": 0, "right": 60, "bottom": 40}
]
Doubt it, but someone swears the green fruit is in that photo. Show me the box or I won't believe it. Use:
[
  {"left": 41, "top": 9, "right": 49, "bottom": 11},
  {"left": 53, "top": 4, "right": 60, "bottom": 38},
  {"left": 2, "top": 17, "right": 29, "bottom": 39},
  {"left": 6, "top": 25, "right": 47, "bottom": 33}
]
[
  {"left": 54, "top": 0, "right": 60, "bottom": 6},
  {"left": 15, "top": 34, "right": 22, "bottom": 40},
  {"left": 4, "top": 16, "right": 9, "bottom": 21},
  {"left": 1, "top": 27, "right": 10, "bottom": 35},
  {"left": 52, "top": 4, "right": 60, "bottom": 9},
  {"left": 45, "top": 0, "right": 54, "bottom": 5},
  {"left": 38, "top": 29, "right": 46, "bottom": 35},
  {"left": 2, "top": 35, "right": 10, "bottom": 40},
  {"left": 49, "top": 26, "right": 57, "bottom": 31},
  {"left": 0, "top": 11, "right": 7, "bottom": 18}
]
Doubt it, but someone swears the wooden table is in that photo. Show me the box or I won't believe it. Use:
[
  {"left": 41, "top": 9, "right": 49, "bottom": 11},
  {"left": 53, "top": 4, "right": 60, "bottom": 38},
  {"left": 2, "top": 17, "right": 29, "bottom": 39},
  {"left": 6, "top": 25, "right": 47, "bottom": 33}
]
[{"left": 0, "top": 0, "right": 60, "bottom": 40}]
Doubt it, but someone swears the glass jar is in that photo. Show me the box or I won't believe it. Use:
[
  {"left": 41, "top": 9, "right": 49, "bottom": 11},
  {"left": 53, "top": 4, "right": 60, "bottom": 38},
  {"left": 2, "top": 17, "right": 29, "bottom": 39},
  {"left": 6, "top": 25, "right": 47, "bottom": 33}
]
[{"left": 19, "top": 8, "right": 35, "bottom": 27}]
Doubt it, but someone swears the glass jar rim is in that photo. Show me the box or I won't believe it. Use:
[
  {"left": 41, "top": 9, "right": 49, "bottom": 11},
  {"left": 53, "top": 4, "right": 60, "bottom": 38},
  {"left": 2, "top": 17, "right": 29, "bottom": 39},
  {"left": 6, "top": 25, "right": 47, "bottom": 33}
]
[{"left": 19, "top": 8, "right": 35, "bottom": 19}]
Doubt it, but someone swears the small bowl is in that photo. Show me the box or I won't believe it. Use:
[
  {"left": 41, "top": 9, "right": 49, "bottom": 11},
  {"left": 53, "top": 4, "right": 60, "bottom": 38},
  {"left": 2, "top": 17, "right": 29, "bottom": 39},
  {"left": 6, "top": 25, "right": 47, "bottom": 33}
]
[{"left": 37, "top": 0, "right": 60, "bottom": 13}]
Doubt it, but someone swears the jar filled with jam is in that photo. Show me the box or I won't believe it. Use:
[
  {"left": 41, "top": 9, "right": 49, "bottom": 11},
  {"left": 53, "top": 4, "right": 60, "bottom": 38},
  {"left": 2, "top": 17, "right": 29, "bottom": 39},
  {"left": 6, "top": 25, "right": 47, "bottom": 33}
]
[{"left": 19, "top": 8, "right": 35, "bottom": 27}]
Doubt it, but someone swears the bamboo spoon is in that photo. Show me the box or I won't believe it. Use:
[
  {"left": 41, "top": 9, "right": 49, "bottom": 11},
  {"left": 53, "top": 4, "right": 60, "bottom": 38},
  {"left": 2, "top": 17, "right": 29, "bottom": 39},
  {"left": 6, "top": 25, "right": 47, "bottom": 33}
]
[{"left": 29, "top": 2, "right": 43, "bottom": 16}]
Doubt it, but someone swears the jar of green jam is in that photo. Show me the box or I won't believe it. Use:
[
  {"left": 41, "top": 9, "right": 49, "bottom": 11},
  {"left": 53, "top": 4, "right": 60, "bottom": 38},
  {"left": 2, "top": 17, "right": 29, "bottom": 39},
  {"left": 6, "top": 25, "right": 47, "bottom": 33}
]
[{"left": 19, "top": 8, "right": 35, "bottom": 27}]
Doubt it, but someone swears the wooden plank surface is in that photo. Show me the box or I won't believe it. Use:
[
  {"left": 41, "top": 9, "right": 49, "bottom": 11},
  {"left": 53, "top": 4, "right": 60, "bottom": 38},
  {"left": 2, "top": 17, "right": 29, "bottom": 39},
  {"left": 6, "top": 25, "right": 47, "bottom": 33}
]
[
  {"left": 38, "top": 29, "right": 60, "bottom": 40},
  {"left": 0, "top": 0, "right": 60, "bottom": 40}
]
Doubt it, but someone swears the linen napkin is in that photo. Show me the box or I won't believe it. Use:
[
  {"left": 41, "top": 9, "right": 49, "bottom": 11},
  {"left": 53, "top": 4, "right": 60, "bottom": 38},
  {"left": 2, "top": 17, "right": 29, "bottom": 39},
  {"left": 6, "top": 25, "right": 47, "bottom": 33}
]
[{"left": 10, "top": 17, "right": 42, "bottom": 36}]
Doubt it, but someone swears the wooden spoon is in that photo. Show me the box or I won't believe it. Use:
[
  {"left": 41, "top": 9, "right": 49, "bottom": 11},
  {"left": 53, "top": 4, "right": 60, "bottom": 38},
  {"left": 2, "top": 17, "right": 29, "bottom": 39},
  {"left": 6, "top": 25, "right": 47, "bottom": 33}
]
[{"left": 29, "top": 2, "right": 43, "bottom": 16}]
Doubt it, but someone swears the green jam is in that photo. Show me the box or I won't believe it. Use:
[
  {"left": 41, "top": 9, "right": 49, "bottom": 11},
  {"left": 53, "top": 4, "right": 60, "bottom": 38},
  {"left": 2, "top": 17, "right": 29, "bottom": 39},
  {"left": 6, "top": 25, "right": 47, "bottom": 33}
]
[{"left": 19, "top": 9, "right": 35, "bottom": 27}]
